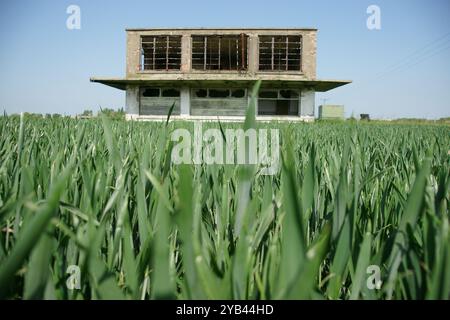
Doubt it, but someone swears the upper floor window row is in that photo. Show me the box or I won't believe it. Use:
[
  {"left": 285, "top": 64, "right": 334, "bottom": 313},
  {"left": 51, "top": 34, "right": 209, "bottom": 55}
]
[
  {"left": 141, "top": 35, "right": 182, "bottom": 71},
  {"left": 192, "top": 34, "right": 248, "bottom": 71},
  {"left": 258, "top": 36, "right": 302, "bottom": 71},
  {"left": 140, "top": 34, "right": 302, "bottom": 72}
]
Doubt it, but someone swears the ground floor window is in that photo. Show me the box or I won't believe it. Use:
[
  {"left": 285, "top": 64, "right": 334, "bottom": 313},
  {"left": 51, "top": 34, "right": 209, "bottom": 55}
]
[
  {"left": 258, "top": 89, "right": 299, "bottom": 116},
  {"left": 141, "top": 87, "right": 180, "bottom": 98},
  {"left": 190, "top": 87, "right": 248, "bottom": 116},
  {"left": 139, "top": 87, "right": 181, "bottom": 116},
  {"left": 191, "top": 88, "right": 247, "bottom": 99}
]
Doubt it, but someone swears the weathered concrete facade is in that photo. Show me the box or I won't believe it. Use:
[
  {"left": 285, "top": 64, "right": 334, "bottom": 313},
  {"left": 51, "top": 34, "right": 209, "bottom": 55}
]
[{"left": 92, "top": 28, "right": 351, "bottom": 121}]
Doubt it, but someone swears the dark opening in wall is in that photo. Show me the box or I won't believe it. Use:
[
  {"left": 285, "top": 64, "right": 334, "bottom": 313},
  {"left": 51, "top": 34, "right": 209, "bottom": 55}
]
[
  {"left": 231, "top": 89, "right": 246, "bottom": 98},
  {"left": 192, "top": 88, "right": 247, "bottom": 99},
  {"left": 258, "top": 35, "right": 302, "bottom": 71},
  {"left": 142, "top": 88, "right": 160, "bottom": 97},
  {"left": 259, "top": 91, "right": 278, "bottom": 99},
  {"left": 192, "top": 34, "right": 248, "bottom": 71},
  {"left": 141, "top": 36, "right": 182, "bottom": 71},
  {"left": 279, "top": 90, "right": 299, "bottom": 99},
  {"left": 209, "top": 89, "right": 230, "bottom": 98},
  {"left": 162, "top": 89, "right": 180, "bottom": 97},
  {"left": 195, "top": 89, "right": 208, "bottom": 98},
  {"left": 258, "top": 89, "right": 299, "bottom": 116}
]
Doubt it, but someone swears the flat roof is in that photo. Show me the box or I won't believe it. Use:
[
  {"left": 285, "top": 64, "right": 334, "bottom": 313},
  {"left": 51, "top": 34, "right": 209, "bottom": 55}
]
[
  {"left": 90, "top": 77, "right": 350, "bottom": 92},
  {"left": 126, "top": 27, "right": 318, "bottom": 32}
]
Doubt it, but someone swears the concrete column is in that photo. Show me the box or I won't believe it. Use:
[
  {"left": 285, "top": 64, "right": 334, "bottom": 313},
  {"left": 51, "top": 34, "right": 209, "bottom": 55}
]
[
  {"left": 301, "top": 31, "right": 317, "bottom": 79},
  {"left": 181, "top": 35, "right": 191, "bottom": 73},
  {"left": 300, "top": 88, "right": 315, "bottom": 118},
  {"left": 180, "top": 87, "right": 190, "bottom": 116},
  {"left": 126, "top": 85, "right": 139, "bottom": 119},
  {"left": 247, "top": 85, "right": 258, "bottom": 115},
  {"left": 126, "top": 32, "right": 141, "bottom": 77},
  {"left": 248, "top": 34, "right": 258, "bottom": 75}
]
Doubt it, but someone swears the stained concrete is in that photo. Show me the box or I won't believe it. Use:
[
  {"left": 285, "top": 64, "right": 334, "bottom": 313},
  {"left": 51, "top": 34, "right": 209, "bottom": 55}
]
[
  {"left": 300, "top": 88, "right": 315, "bottom": 117},
  {"left": 93, "top": 28, "right": 351, "bottom": 121},
  {"left": 126, "top": 28, "right": 317, "bottom": 80}
]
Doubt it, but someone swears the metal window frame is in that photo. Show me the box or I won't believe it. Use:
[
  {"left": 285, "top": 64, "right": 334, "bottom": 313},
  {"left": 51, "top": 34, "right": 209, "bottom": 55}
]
[
  {"left": 191, "top": 88, "right": 248, "bottom": 99},
  {"left": 257, "top": 35, "right": 302, "bottom": 72},
  {"left": 191, "top": 34, "right": 249, "bottom": 71},
  {"left": 140, "top": 35, "right": 182, "bottom": 71}
]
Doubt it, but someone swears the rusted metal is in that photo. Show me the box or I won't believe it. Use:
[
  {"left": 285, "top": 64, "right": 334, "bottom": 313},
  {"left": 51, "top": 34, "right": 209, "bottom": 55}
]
[
  {"left": 241, "top": 33, "right": 245, "bottom": 70},
  {"left": 166, "top": 36, "right": 169, "bottom": 71},
  {"left": 218, "top": 37, "right": 221, "bottom": 70},
  {"left": 140, "top": 35, "right": 182, "bottom": 70},
  {"left": 204, "top": 36, "right": 207, "bottom": 70},
  {"left": 152, "top": 37, "right": 156, "bottom": 70},
  {"left": 192, "top": 35, "right": 248, "bottom": 71},
  {"left": 271, "top": 37, "right": 274, "bottom": 70},
  {"left": 285, "top": 37, "right": 289, "bottom": 71}
]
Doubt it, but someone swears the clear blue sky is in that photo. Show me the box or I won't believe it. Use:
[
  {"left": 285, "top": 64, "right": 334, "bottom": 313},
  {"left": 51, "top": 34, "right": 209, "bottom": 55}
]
[{"left": 0, "top": 0, "right": 449, "bottom": 119}]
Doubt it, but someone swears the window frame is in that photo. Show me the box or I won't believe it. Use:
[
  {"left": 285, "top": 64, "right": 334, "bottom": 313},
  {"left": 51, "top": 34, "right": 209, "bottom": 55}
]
[
  {"left": 257, "top": 35, "right": 303, "bottom": 72},
  {"left": 191, "top": 34, "right": 249, "bottom": 72},
  {"left": 140, "top": 87, "right": 181, "bottom": 98},
  {"left": 191, "top": 88, "right": 248, "bottom": 99},
  {"left": 258, "top": 89, "right": 301, "bottom": 100},
  {"left": 140, "top": 35, "right": 182, "bottom": 71}
]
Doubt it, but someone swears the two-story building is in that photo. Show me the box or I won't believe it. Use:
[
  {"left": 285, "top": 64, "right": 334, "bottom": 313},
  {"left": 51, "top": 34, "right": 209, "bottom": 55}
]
[{"left": 91, "top": 28, "right": 351, "bottom": 121}]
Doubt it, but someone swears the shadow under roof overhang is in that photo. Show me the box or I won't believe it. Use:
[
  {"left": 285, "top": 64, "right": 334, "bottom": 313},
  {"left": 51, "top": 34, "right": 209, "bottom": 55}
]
[{"left": 90, "top": 77, "right": 351, "bottom": 92}]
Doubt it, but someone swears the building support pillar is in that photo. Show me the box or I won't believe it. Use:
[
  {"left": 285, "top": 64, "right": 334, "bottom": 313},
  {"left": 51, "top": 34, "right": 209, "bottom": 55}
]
[
  {"left": 181, "top": 35, "right": 191, "bottom": 73},
  {"left": 125, "top": 85, "right": 139, "bottom": 120},
  {"left": 180, "top": 87, "right": 190, "bottom": 116},
  {"left": 248, "top": 34, "right": 258, "bottom": 75},
  {"left": 300, "top": 87, "right": 315, "bottom": 118},
  {"left": 247, "top": 84, "right": 258, "bottom": 115}
]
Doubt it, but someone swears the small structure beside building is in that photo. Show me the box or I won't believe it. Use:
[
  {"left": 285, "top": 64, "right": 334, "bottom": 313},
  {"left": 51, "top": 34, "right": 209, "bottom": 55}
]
[
  {"left": 318, "top": 105, "right": 345, "bottom": 120},
  {"left": 91, "top": 28, "right": 351, "bottom": 121}
]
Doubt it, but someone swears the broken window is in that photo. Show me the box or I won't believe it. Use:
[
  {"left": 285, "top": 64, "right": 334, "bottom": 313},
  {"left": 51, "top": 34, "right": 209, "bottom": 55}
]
[
  {"left": 141, "top": 88, "right": 180, "bottom": 97},
  {"left": 194, "top": 89, "right": 208, "bottom": 98},
  {"left": 258, "top": 35, "right": 302, "bottom": 71},
  {"left": 231, "top": 89, "right": 246, "bottom": 98},
  {"left": 209, "top": 89, "right": 230, "bottom": 98},
  {"left": 141, "top": 36, "right": 182, "bottom": 71},
  {"left": 142, "top": 88, "right": 160, "bottom": 97},
  {"left": 258, "top": 89, "right": 300, "bottom": 116},
  {"left": 192, "top": 88, "right": 247, "bottom": 98},
  {"left": 192, "top": 35, "right": 248, "bottom": 71},
  {"left": 279, "top": 90, "right": 299, "bottom": 99},
  {"left": 161, "top": 89, "right": 180, "bottom": 97},
  {"left": 259, "top": 90, "right": 278, "bottom": 99}
]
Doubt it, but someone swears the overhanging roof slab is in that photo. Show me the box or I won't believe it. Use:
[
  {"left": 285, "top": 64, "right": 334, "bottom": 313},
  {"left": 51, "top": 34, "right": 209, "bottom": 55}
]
[{"left": 90, "top": 77, "right": 351, "bottom": 92}]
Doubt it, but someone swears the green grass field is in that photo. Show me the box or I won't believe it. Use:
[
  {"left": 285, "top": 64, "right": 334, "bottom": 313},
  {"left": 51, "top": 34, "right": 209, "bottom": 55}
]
[{"left": 0, "top": 110, "right": 449, "bottom": 299}]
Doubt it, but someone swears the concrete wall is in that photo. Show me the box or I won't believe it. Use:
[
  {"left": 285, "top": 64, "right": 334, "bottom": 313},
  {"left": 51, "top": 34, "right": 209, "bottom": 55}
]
[
  {"left": 140, "top": 98, "right": 180, "bottom": 115},
  {"left": 180, "top": 88, "right": 190, "bottom": 115},
  {"left": 126, "top": 84, "right": 315, "bottom": 119},
  {"left": 125, "top": 85, "right": 139, "bottom": 116},
  {"left": 126, "top": 29, "right": 317, "bottom": 80},
  {"left": 191, "top": 98, "right": 247, "bottom": 116},
  {"left": 300, "top": 88, "right": 315, "bottom": 117}
]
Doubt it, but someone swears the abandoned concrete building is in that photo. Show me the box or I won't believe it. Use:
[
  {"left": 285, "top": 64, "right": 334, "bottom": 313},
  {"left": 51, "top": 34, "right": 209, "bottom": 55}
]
[{"left": 91, "top": 28, "right": 351, "bottom": 121}]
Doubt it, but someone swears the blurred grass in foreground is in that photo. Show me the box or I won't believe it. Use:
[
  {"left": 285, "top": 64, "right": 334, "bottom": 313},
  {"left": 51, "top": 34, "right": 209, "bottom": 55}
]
[{"left": 0, "top": 107, "right": 449, "bottom": 299}]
